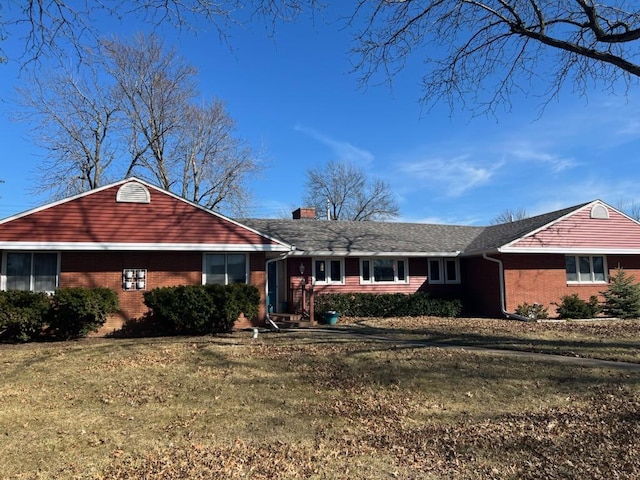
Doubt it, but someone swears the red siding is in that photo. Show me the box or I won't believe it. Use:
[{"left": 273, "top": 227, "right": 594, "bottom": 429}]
[
  {"left": 513, "top": 207, "right": 640, "bottom": 249},
  {"left": 0, "top": 183, "right": 276, "bottom": 246}
]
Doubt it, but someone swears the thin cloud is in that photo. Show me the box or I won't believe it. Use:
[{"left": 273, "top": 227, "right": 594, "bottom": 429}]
[
  {"left": 506, "top": 145, "right": 577, "bottom": 173},
  {"left": 400, "top": 155, "right": 497, "bottom": 197},
  {"left": 294, "top": 124, "right": 374, "bottom": 165}
]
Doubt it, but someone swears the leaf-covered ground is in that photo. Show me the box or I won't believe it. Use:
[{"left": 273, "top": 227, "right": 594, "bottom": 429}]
[
  {"left": 335, "top": 316, "right": 640, "bottom": 363},
  {"left": 2, "top": 317, "right": 639, "bottom": 479}
]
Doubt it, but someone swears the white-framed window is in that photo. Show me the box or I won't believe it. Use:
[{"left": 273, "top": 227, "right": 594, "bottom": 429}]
[
  {"left": 361, "top": 258, "right": 408, "bottom": 284},
  {"left": 203, "top": 253, "right": 247, "bottom": 285},
  {"left": 565, "top": 255, "right": 607, "bottom": 283},
  {"left": 313, "top": 258, "right": 344, "bottom": 285},
  {"left": 428, "top": 258, "right": 460, "bottom": 284},
  {"left": 3, "top": 252, "right": 59, "bottom": 292}
]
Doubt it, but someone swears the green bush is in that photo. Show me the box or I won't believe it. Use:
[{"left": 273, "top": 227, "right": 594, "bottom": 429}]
[
  {"left": 142, "top": 285, "right": 215, "bottom": 334},
  {"left": 48, "top": 287, "right": 119, "bottom": 339},
  {"left": 515, "top": 302, "right": 549, "bottom": 320},
  {"left": 206, "top": 283, "right": 261, "bottom": 333},
  {"left": 601, "top": 268, "right": 640, "bottom": 319},
  {"left": 142, "top": 284, "right": 261, "bottom": 335},
  {"left": 555, "top": 294, "right": 600, "bottom": 319},
  {"left": 314, "top": 292, "right": 462, "bottom": 319},
  {"left": 0, "top": 291, "right": 51, "bottom": 343}
]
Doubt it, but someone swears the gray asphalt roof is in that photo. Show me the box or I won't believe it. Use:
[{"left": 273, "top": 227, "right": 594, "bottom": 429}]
[{"left": 238, "top": 201, "right": 592, "bottom": 256}]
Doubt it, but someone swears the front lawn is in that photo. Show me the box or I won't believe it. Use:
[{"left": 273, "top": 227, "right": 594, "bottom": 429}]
[{"left": 1, "top": 317, "right": 638, "bottom": 479}]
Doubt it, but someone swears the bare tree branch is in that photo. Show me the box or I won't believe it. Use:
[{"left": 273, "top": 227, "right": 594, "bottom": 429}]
[
  {"left": 303, "top": 159, "right": 399, "bottom": 221},
  {"left": 348, "top": 1, "right": 640, "bottom": 115},
  {"left": 15, "top": 59, "right": 120, "bottom": 198}
]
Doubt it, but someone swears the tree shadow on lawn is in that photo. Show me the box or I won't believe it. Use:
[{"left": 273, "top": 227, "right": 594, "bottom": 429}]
[{"left": 324, "top": 322, "right": 640, "bottom": 365}]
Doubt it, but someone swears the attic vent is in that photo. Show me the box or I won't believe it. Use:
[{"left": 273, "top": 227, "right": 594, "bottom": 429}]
[
  {"left": 590, "top": 204, "right": 609, "bottom": 219},
  {"left": 116, "top": 182, "right": 150, "bottom": 204}
]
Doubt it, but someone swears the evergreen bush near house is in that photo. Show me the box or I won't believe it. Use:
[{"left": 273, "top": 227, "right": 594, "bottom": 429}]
[
  {"left": 0, "top": 291, "right": 51, "bottom": 343},
  {"left": 206, "top": 283, "right": 260, "bottom": 333},
  {"left": 515, "top": 302, "right": 549, "bottom": 320},
  {"left": 142, "top": 284, "right": 261, "bottom": 335},
  {"left": 600, "top": 268, "right": 640, "bottom": 319},
  {"left": 143, "top": 285, "right": 216, "bottom": 334},
  {"left": 314, "top": 292, "right": 462, "bottom": 319},
  {"left": 555, "top": 294, "right": 600, "bottom": 319},
  {"left": 48, "top": 287, "right": 119, "bottom": 339}
]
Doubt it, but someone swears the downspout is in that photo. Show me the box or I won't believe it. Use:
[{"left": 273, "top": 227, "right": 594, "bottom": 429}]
[
  {"left": 482, "top": 253, "right": 531, "bottom": 322},
  {"left": 265, "top": 250, "right": 295, "bottom": 331}
]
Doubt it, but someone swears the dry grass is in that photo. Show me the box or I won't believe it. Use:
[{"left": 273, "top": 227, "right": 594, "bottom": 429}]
[
  {"left": 340, "top": 316, "right": 640, "bottom": 363},
  {"left": 1, "top": 317, "right": 639, "bottom": 479}
]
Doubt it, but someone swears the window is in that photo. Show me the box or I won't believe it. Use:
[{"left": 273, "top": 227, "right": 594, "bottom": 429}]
[
  {"left": 4, "top": 252, "right": 58, "bottom": 292},
  {"left": 314, "top": 259, "right": 343, "bottom": 284},
  {"left": 204, "top": 254, "right": 247, "bottom": 285},
  {"left": 361, "top": 258, "right": 407, "bottom": 284},
  {"left": 428, "top": 258, "right": 460, "bottom": 284},
  {"left": 565, "top": 255, "right": 606, "bottom": 283}
]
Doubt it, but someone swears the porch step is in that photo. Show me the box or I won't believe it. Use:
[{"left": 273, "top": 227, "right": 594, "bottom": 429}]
[{"left": 269, "top": 313, "right": 317, "bottom": 329}]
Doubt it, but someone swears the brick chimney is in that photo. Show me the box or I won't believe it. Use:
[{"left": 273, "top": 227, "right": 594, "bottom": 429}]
[{"left": 292, "top": 207, "right": 316, "bottom": 220}]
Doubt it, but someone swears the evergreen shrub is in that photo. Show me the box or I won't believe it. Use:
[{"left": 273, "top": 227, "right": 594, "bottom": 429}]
[
  {"left": 555, "top": 294, "right": 600, "bottom": 319},
  {"left": 142, "top": 284, "right": 260, "bottom": 334},
  {"left": 0, "top": 291, "right": 51, "bottom": 342},
  {"left": 601, "top": 268, "right": 640, "bottom": 319},
  {"left": 48, "top": 287, "right": 119, "bottom": 339},
  {"left": 515, "top": 302, "right": 549, "bottom": 320},
  {"left": 314, "top": 292, "right": 462, "bottom": 319}
]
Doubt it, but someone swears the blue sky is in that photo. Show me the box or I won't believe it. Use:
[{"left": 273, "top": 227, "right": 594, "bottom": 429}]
[{"left": 1, "top": 6, "right": 640, "bottom": 225}]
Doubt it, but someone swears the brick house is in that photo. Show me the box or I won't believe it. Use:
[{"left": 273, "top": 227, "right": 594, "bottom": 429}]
[
  {"left": 1, "top": 177, "right": 639, "bottom": 333},
  {"left": 243, "top": 200, "right": 640, "bottom": 320}
]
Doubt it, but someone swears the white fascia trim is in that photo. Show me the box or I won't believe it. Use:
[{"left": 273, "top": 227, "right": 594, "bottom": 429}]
[
  {"left": 288, "top": 250, "right": 461, "bottom": 257},
  {"left": 498, "top": 247, "right": 640, "bottom": 255},
  {"left": 0, "top": 242, "right": 291, "bottom": 252}
]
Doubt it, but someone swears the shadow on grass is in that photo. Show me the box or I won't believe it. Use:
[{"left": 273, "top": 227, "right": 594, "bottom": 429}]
[{"left": 320, "top": 321, "right": 640, "bottom": 365}]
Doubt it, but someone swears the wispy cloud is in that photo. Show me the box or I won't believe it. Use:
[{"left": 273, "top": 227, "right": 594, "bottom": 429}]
[
  {"left": 504, "top": 143, "right": 577, "bottom": 173},
  {"left": 399, "top": 155, "right": 498, "bottom": 197},
  {"left": 294, "top": 124, "right": 374, "bottom": 165}
]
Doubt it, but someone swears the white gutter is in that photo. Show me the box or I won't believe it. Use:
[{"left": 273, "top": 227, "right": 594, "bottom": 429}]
[
  {"left": 286, "top": 250, "right": 461, "bottom": 257},
  {"left": 482, "top": 253, "right": 531, "bottom": 322}
]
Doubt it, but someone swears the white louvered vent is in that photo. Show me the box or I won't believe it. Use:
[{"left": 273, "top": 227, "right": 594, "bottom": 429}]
[
  {"left": 116, "top": 182, "right": 151, "bottom": 204},
  {"left": 590, "top": 204, "right": 609, "bottom": 219}
]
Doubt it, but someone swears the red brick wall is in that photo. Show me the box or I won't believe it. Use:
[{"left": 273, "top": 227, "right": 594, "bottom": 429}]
[
  {"left": 60, "top": 251, "right": 266, "bottom": 334},
  {"left": 502, "top": 253, "right": 640, "bottom": 317}
]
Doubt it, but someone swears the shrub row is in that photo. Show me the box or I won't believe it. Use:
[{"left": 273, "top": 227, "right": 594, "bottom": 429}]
[
  {"left": 139, "top": 284, "right": 260, "bottom": 335},
  {"left": 314, "top": 292, "right": 462, "bottom": 319},
  {"left": 0, "top": 287, "right": 119, "bottom": 343}
]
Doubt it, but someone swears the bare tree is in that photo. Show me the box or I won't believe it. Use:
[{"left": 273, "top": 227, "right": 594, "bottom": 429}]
[
  {"left": 16, "top": 61, "right": 120, "bottom": 198},
  {"left": 101, "top": 34, "right": 198, "bottom": 190},
  {"left": 15, "top": 33, "right": 261, "bottom": 215},
  {"left": 175, "top": 101, "right": 262, "bottom": 213},
  {"left": 304, "top": 159, "right": 399, "bottom": 221},
  {"left": 615, "top": 199, "right": 640, "bottom": 221},
  {"left": 491, "top": 208, "right": 529, "bottom": 225},
  {"left": 349, "top": 1, "right": 640, "bottom": 114}
]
